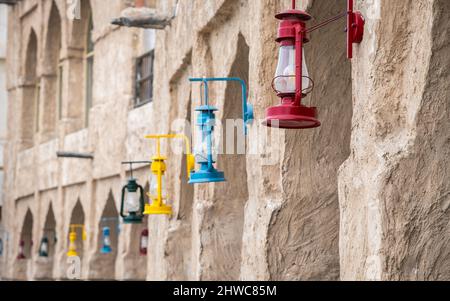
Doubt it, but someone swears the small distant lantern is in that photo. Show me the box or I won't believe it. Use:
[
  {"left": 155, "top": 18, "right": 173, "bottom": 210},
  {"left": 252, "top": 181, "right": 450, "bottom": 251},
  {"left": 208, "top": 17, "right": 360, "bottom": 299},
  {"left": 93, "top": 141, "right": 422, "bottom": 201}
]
[
  {"left": 120, "top": 161, "right": 149, "bottom": 224},
  {"left": 139, "top": 229, "right": 148, "bottom": 256},
  {"left": 263, "top": 0, "right": 364, "bottom": 129},
  {"left": 100, "top": 227, "right": 112, "bottom": 254},
  {"left": 188, "top": 77, "right": 254, "bottom": 184},
  {"left": 17, "top": 240, "right": 26, "bottom": 260},
  {"left": 143, "top": 134, "right": 195, "bottom": 215},
  {"left": 38, "top": 237, "right": 49, "bottom": 257},
  {"left": 67, "top": 224, "right": 86, "bottom": 257}
]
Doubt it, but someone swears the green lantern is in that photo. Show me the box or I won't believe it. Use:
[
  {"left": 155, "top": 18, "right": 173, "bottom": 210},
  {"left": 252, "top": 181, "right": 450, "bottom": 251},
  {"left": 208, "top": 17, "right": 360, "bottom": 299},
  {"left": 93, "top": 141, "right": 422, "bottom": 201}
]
[
  {"left": 39, "top": 237, "right": 49, "bottom": 257},
  {"left": 120, "top": 161, "right": 149, "bottom": 224}
]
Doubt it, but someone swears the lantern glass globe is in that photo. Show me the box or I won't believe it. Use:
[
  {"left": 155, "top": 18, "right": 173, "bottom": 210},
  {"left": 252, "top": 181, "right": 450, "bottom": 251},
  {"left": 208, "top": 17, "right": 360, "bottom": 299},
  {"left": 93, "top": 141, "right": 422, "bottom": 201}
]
[
  {"left": 40, "top": 240, "right": 48, "bottom": 255},
  {"left": 103, "top": 228, "right": 111, "bottom": 247},
  {"left": 150, "top": 173, "right": 166, "bottom": 200},
  {"left": 274, "top": 46, "right": 311, "bottom": 94},
  {"left": 68, "top": 238, "right": 76, "bottom": 251},
  {"left": 125, "top": 190, "right": 140, "bottom": 213},
  {"left": 194, "top": 130, "right": 218, "bottom": 163},
  {"left": 140, "top": 234, "right": 148, "bottom": 250}
]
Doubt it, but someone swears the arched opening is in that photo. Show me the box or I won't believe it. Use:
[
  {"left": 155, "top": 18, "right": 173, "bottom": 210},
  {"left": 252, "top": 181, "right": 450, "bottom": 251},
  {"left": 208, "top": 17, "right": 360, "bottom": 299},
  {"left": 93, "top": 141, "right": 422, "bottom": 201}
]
[
  {"left": 266, "top": 0, "right": 352, "bottom": 280},
  {"left": 84, "top": 14, "right": 94, "bottom": 127},
  {"left": 14, "top": 208, "right": 33, "bottom": 280},
  {"left": 42, "top": 204, "right": 57, "bottom": 257},
  {"left": 66, "top": 0, "right": 93, "bottom": 132},
  {"left": 68, "top": 200, "right": 85, "bottom": 259},
  {"left": 199, "top": 33, "right": 250, "bottom": 280},
  {"left": 91, "top": 191, "right": 119, "bottom": 280},
  {"left": 21, "top": 30, "right": 38, "bottom": 149},
  {"left": 40, "top": 1, "right": 62, "bottom": 140},
  {"left": 19, "top": 209, "right": 33, "bottom": 259},
  {"left": 35, "top": 204, "right": 56, "bottom": 280}
]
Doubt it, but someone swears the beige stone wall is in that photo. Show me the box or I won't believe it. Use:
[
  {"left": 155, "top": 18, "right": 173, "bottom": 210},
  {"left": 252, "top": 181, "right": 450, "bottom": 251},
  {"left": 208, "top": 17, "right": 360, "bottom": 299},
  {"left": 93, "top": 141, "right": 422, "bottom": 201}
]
[{"left": 0, "top": 0, "right": 449, "bottom": 281}]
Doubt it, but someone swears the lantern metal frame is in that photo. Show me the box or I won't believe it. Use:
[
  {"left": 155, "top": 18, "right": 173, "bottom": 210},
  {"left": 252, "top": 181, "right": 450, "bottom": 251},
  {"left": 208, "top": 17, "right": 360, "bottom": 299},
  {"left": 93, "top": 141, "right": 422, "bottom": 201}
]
[
  {"left": 143, "top": 134, "right": 195, "bottom": 215},
  {"left": 188, "top": 77, "right": 254, "bottom": 184},
  {"left": 263, "top": 0, "right": 365, "bottom": 129},
  {"left": 120, "top": 161, "right": 151, "bottom": 224}
]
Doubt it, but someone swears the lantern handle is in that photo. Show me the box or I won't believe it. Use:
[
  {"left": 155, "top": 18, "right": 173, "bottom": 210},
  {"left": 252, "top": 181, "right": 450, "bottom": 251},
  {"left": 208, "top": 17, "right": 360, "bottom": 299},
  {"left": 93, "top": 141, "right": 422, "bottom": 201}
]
[
  {"left": 144, "top": 134, "right": 195, "bottom": 179},
  {"left": 299, "top": 0, "right": 364, "bottom": 59},
  {"left": 189, "top": 77, "right": 254, "bottom": 135}
]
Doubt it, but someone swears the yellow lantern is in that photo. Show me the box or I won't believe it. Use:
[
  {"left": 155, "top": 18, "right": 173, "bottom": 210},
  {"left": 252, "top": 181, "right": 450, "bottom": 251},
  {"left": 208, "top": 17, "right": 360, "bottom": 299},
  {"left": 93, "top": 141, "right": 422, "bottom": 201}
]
[
  {"left": 67, "top": 224, "right": 86, "bottom": 257},
  {"left": 143, "top": 134, "right": 194, "bottom": 216}
]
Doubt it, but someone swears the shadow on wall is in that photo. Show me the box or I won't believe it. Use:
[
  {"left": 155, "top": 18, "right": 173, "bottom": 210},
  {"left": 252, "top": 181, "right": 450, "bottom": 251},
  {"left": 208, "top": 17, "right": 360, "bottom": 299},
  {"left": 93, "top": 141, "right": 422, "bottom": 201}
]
[
  {"left": 266, "top": 0, "right": 352, "bottom": 280},
  {"left": 200, "top": 33, "right": 250, "bottom": 281}
]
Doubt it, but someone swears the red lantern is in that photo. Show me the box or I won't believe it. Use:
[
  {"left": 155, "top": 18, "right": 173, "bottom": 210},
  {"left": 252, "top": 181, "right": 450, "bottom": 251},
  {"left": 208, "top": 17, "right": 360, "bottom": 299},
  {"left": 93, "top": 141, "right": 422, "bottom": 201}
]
[
  {"left": 17, "top": 240, "right": 26, "bottom": 260},
  {"left": 263, "top": 0, "right": 364, "bottom": 129},
  {"left": 139, "top": 229, "right": 148, "bottom": 256}
]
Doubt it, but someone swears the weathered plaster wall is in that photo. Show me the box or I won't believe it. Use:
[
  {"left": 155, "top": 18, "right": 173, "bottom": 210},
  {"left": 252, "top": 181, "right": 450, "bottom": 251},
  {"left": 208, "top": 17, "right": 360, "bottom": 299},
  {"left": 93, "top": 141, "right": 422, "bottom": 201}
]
[{"left": 339, "top": 0, "right": 450, "bottom": 280}]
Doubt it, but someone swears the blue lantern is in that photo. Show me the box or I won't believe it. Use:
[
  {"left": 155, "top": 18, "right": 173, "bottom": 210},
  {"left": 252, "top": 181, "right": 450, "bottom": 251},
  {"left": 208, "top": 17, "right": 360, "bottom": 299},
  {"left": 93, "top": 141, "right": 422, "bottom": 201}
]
[
  {"left": 100, "top": 227, "right": 112, "bottom": 254},
  {"left": 188, "top": 77, "right": 254, "bottom": 184}
]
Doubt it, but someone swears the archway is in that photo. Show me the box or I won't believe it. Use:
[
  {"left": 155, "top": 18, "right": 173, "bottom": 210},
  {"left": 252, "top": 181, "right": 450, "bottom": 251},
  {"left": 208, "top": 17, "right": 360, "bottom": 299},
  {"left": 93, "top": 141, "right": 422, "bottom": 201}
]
[
  {"left": 19, "top": 209, "right": 33, "bottom": 259},
  {"left": 21, "top": 30, "right": 38, "bottom": 149},
  {"left": 68, "top": 200, "right": 85, "bottom": 259},
  {"left": 34, "top": 203, "right": 57, "bottom": 280},
  {"left": 66, "top": 0, "right": 93, "bottom": 132},
  {"left": 91, "top": 191, "right": 119, "bottom": 280},
  {"left": 14, "top": 209, "right": 33, "bottom": 280},
  {"left": 40, "top": 1, "right": 62, "bottom": 140}
]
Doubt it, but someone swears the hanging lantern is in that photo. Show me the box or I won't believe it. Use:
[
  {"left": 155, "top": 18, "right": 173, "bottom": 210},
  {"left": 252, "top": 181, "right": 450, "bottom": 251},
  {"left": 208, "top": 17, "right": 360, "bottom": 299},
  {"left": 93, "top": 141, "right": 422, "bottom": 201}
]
[
  {"left": 17, "top": 240, "right": 26, "bottom": 260},
  {"left": 67, "top": 224, "right": 86, "bottom": 257},
  {"left": 67, "top": 231, "right": 78, "bottom": 257},
  {"left": 100, "top": 227, "right": 112, "bottom": 254},
  {"left": 139, "top": 229, "right": 148, "bottom": 256},
  {"left": 38, "top": 237, "right": 49, "bottom": 257},
  {"left": 120, "top": 161, "right": 149, "bottom": 224},
  {"left": 188, "top": 77, "right": 254, "bottom": 184},
  {"left": 263, "top": 0, "right": 364, "bottom": 129},
  {"left": 143, "top": 134, "right": 195, "bottom": 215}
]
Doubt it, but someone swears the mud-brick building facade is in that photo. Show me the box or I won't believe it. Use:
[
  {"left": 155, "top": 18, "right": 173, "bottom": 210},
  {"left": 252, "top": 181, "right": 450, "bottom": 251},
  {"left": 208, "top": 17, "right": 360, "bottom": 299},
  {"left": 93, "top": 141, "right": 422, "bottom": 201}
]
[{"left": 0, "top": 0, "right": 449, "bottom": 281}]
